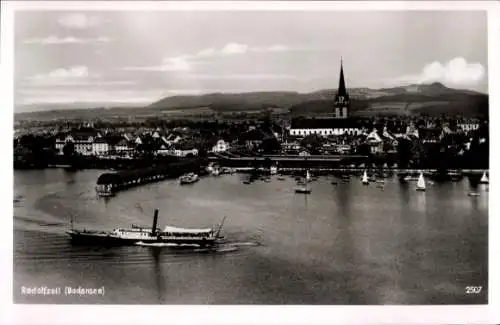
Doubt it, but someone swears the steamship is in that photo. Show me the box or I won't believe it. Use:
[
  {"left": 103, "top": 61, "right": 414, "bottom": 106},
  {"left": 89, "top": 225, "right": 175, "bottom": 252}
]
[{"left": 66, "top": 209, "right": 225, "bottom": 247}]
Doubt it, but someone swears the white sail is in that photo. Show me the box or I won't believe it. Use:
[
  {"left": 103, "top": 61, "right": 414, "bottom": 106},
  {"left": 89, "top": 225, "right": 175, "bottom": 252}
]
[
  {"left": 416, "top": 172, "right": 426, "bottom": 190},
  {"left": 362, "top": 170, "right": 369, "bottom": 184},
  {"left": 480, "top": 172, "right": 489, "bottom": 184}
]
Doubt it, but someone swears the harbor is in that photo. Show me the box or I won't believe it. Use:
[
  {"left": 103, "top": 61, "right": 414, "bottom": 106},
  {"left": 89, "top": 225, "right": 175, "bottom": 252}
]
[{"left": 14, "top": 168, "right": 488, "bottom": 304}]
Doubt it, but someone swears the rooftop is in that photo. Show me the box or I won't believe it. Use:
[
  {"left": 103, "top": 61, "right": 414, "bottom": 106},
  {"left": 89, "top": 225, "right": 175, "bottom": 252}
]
[{"left": 290, "top": 118, "right": 360, "bottom": 129}]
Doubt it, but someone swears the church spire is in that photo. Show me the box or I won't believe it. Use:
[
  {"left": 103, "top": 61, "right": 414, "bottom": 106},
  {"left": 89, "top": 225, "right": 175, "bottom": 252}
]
[
  {"left": 337, "top": 57, "right": 347, "bottom": 97},
  {"left": 334, "top": 58, "right": 349, "bottom": 119}
]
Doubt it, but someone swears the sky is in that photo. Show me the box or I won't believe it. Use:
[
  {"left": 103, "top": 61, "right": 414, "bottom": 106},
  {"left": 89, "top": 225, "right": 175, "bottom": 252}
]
[{"left": 14, "top": 10, "right": 488, "bottom": 110}]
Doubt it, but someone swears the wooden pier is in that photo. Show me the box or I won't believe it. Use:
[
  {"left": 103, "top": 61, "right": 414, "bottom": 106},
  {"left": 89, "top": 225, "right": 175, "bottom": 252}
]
[{"left": 95, "top": 158, "right": 203, "bottom": 197}]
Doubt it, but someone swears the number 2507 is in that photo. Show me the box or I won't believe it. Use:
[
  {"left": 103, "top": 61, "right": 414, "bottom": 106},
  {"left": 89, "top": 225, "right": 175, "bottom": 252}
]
[{"left": 465, "top": 286, "right": 482, "bottom": 294}]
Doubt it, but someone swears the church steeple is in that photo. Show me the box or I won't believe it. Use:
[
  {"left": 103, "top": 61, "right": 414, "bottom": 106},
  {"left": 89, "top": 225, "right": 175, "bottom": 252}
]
[
  {"left": 338, "top": 57, "right": 347, "bottom": 97},
  {"left": 334, "top": 58, "right": 349, "bottom": 118}
]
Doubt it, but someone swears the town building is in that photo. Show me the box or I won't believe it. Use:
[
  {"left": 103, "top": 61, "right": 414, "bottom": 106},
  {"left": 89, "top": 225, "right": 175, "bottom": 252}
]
[{"left": 55, "top": 128, "right": 102, "bottom": 156}]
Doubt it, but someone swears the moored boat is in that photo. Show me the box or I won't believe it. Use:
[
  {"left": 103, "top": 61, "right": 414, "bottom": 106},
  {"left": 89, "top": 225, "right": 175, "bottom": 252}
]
[
  {"left": 362, "top": 170, "right": 369, "bottom": 185},
  {"left": 294, "top": 187, "right": 311, "bottom": 194},
  {"left": 450, "top": 170, "right": 463, "bottom": 182},
  {"left": 179, "top": 173, "right": 199, "bottom": 185},
  {"left": 295, "top": 170, "right": 311, "bottom": 194}
]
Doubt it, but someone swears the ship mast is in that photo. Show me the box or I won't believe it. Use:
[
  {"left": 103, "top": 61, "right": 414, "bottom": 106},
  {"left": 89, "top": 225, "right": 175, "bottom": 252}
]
[{"left": 216, "top": 216, "right": 227, "bottom": 238}]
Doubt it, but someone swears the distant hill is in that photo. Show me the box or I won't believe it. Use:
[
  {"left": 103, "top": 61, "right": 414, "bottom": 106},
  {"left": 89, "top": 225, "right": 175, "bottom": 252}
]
[
  {"left": 148, "top": 91, "right": 307, "bottom": 112},
  {"left": 15, "top": 82, "right": 488, "bottom": 120},
  {"left": 148, "top": 82, "right": 488, "bottom": 117}
]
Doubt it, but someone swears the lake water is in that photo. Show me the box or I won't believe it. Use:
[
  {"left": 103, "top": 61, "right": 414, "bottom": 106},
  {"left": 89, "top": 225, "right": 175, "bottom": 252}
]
[{"left": 13, "top": 169, "right": 488, "bottom": 304}]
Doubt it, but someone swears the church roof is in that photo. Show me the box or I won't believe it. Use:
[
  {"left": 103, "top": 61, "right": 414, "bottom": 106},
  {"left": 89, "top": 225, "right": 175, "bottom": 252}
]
[{"left": 290, "top": 118, "right": 360, "bottom": 129}]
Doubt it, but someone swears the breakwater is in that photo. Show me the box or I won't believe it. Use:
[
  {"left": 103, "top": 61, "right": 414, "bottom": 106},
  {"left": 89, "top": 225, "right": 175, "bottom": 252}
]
[{"left": 95, "top": 158, "right": 204, "bottom": 196}]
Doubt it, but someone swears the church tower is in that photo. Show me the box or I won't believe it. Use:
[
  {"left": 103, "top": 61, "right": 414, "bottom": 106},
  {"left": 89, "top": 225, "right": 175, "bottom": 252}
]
[{"left": 334, "top": 58, "right": 349, "bottom": 118}]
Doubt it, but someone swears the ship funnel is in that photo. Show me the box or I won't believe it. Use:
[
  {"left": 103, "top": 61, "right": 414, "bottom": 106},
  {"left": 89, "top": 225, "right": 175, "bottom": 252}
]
[{"left": 151, "top": 209, "right": 159, "bottom": 235}]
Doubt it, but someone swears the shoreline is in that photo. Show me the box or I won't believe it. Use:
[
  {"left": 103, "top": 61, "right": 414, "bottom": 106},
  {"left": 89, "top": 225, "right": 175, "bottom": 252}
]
[{"left": 19, "top": 165, "right": 489, "bottom": 174}]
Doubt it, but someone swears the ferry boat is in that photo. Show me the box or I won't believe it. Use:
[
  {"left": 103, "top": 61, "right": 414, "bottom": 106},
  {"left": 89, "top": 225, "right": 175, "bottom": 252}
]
[
  {"left": 179, "top": 173, "right": 199, "bottom": 185},
  {"left": 67, "top": 209, "right": 225, "bottom": 247}
]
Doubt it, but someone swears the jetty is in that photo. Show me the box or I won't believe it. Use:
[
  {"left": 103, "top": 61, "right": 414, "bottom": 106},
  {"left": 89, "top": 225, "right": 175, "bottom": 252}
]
[{"left": 95, "top": 158, "right": 202, "bottom": 197}]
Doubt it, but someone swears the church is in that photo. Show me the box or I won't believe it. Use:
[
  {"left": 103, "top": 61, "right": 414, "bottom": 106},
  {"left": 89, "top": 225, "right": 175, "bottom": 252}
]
[{"left": 289, "top": 60, "right": 362, "bottom": 137}]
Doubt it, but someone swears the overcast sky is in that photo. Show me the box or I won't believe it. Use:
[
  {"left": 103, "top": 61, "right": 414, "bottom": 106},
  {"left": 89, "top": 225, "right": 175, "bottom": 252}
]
[{"left": 14, "top": 10, "right": 488, "bottom": 110}]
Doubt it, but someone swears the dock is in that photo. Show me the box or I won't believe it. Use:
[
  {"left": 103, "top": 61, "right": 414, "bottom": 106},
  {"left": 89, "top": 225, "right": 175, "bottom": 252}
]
[{"left": 95, "top": 158, "right": 203, "bottom": 197}]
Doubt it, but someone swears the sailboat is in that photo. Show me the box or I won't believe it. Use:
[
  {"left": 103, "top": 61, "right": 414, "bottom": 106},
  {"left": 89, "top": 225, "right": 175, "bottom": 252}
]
[
  {"left": 362, "top": 170, "right": 369, "bottom": 185},
  {"left": 295, "top": 170, "right": 311, "bottom": 194},
  {"left": 479, "top": 171, "right": 489, "bottom": 184},
  {"left": 416, "top": 172, "right": 426, "bottom": 191}
]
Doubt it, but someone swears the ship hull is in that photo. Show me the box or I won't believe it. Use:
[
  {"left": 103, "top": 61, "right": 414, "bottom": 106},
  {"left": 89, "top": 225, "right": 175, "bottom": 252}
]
[{"left": 67, "top": 231, "right": 217, "bottom": 247}]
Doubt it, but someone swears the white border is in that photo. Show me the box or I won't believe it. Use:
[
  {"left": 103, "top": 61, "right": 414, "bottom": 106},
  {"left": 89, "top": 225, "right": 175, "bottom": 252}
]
[{"left": 2, "top": 2, "right": 499, "bottom": 325}]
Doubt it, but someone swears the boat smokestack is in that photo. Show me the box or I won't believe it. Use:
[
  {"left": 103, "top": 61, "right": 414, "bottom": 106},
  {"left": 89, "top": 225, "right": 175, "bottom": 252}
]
[{"left": 151, "top": 209, "right": 159, "bottom": 235}]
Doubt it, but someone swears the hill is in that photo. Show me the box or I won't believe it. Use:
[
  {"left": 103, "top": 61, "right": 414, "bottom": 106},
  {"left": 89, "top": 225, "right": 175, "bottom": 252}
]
[
  {"left": 148, "top": 82, "right": 488, "bottom": 117},
  {"left": 15, "top": 82, "right": 488, "bottom": 121}
]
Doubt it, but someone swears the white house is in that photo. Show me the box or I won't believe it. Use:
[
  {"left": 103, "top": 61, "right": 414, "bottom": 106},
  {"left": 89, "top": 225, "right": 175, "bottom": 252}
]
[
  {"left": 157, "top": 144, "right": 170, "bottom": 155},
  {"left": 114, "top": 139, "right": 133, "bottom": 154},
  {"left": 211, "top": 139, "right": 231, "bottom": 153},
  {"left": 92, "top": 138, "right": 109, "bottom": 156},
  {"left": 458, "top": 122, "right": 480, "bottom": 133},
  {"left": 365, "top": 129, "right": 383, "bottom": 154}
]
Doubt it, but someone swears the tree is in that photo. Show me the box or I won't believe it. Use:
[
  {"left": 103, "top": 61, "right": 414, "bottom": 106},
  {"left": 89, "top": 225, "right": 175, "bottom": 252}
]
[
  {"left": 357, "top": 143, "right": 371, "bottom": 156},
  {"left": 63, "top": 141, "right": 75, "bottom": 158},
  {"left": 300, "top": 134, "right": 324, "bottom": 153},
  {"left": 260, "top": 137, "right": 281, "bottom": 154},
  {"left": 396, "top": 138, "right": 411, "bottom": 168}
]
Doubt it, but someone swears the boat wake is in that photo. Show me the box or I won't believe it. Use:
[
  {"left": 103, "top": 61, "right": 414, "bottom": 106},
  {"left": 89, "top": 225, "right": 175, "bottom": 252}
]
[
  {"left": 135, "top": 242, "right": 200, "bottom": 248},
  {"left": 134, "top": 240, "right": 260, "bottom": 255}
]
